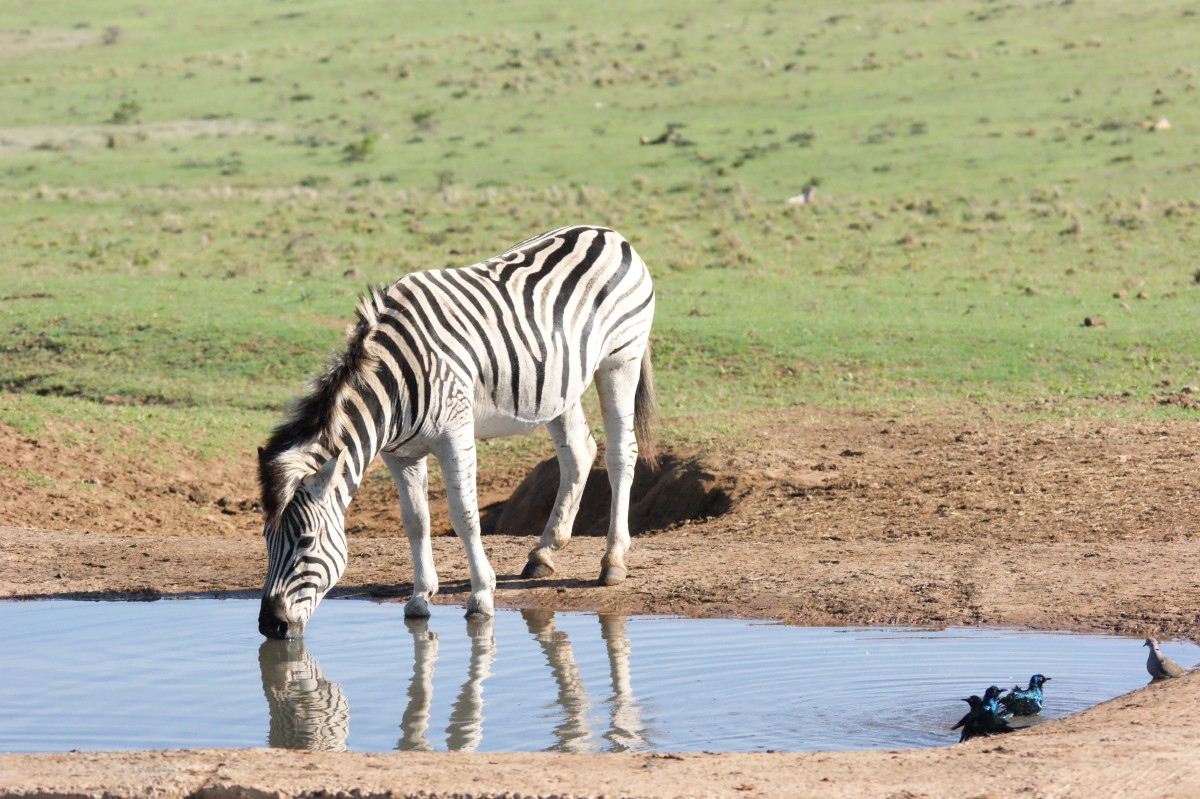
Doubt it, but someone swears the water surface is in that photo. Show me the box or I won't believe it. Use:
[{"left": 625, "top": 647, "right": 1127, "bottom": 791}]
[{"left": 2, "top": 599, "right": 1194, "bottom": 753}]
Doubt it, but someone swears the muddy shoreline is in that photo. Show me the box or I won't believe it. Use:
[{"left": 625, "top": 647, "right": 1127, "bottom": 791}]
[{"left": 3, "top": 411, "right": 1200, "bottom": 796}]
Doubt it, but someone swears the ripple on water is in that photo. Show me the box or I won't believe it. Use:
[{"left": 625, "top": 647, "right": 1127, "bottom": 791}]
[{"left": 1, "top": 600, "right": 1195, "bottom": 753}]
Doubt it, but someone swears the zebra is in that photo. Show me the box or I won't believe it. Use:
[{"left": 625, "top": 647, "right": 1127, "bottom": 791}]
[{"left": 258, "top": 224, "right": 657, "bottom": 639}]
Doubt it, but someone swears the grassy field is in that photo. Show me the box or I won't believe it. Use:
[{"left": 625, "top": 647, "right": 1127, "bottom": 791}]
[{"left": 1, "top": 0, "right": 1198, "bottom": 466}]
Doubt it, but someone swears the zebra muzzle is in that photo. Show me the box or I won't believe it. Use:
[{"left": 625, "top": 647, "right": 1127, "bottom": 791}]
[{"left": 258, "top": 594, "right": 301, "bottom": 639}]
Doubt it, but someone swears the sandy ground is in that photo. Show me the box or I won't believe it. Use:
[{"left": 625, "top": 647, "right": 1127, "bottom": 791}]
[{"left": 2, "top": 409, "right": 1199, "bottom": 797}]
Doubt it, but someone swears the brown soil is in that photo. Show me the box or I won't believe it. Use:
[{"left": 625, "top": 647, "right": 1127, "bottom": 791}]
[{"left": 2, "top": 408, "right": 1200, "bottom": 798}]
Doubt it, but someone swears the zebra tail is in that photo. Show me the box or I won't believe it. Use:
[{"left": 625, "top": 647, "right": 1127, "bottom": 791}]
[{"left": 634, "top": 346, "right": 659, "bottom": 469}]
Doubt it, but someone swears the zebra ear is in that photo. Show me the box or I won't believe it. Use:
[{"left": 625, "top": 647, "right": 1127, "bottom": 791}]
[{"left": 300, "top": 449, "right": 346, "bottom": 502}]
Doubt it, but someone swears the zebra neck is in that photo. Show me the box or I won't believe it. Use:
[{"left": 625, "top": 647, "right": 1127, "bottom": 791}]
[{"left": 324, "top": 402, "right": 396, "bottom": 510}]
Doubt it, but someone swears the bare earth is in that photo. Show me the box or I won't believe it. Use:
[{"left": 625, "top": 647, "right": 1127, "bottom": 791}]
[{"left": 2, "top": 408, "right": 1199, "bottom": 798}]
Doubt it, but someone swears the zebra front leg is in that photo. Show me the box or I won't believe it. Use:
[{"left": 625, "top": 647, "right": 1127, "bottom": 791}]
[
  {"left": 522, "top": 399, "right": 597, "bottom": 579},
  {"left": 431, "top": 428, "right": 497, "bottom": 617},
  {"left": 383, "top": 453, "right": 439, "bottom": 618},
  {"left": 596, "top": 355, "right": 642, "bottom": 586}
]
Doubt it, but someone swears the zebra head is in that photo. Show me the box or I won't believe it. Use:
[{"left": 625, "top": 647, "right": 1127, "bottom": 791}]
[{"left": 258, "top": 449, "right": 349, "bottom": 639}]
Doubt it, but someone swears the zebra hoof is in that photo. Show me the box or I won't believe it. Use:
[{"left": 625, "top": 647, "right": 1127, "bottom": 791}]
[
  {"left": 521, "top": 561, "right": 555, "bottom": 579},
  {"left": 404, "top": 596, "right": 432, "bottom": 618},
  {"left": 465, "top": 590, "right": 495, "bottom": 618},
  {"left": 599, "top": 566, "right": 627, "bottom": 586}
]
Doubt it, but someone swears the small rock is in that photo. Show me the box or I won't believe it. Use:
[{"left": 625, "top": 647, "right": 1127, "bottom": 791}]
[
  {"left": 1181, "top": 385, "right": 1199, "bottom": 395},
  {"left": 1113, "top": 290, "right": 1127, "bottom": 299},
  {"left": 1135, "top": 291, "right": 1149, "bottom": 300},
  {"left": 188, "top": 489, "right": 211, "bottom": 504},
  {"left": 1022, "top": 286, "right": 1040, "bottom": 295},
  {"left": 1083, "top": 316, "right": 1106, "bottom": 327}
]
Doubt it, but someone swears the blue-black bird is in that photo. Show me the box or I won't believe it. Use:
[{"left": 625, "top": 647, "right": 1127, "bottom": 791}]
[
  {"left": 998, "top": 674, "right": 1051, "bottom": 716},
  {"left": 951, "top": 685, "right": 1013, "bottom": 742}
]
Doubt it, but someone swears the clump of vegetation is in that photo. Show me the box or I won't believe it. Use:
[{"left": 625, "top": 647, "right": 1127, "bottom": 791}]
[
  {"left": 411, "top": 109, "right": 437, "bottom": 132},
  {"left": 180, "top": 153, "right": 244, "bottom": 175},
  {"left": 107, "top": 98, "right": 141, "bottom": 125},
  {"left": 341, "top": 133, "right": 379, "bottom": 162}
]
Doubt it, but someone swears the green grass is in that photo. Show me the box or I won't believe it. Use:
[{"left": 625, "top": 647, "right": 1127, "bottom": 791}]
[{"left": 1, "top": 0, "right": 1199, "bottom": 462}]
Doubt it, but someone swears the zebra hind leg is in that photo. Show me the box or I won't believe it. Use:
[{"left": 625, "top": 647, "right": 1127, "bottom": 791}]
[
  {"left": 522, "top": 399, "right": 597, "bottom": 579},
  {"left": 595, "top": 354, "right": 643, "bottom": 586},
  {"left": 382, "top": 453, "right": 440, "bottom": 618}
]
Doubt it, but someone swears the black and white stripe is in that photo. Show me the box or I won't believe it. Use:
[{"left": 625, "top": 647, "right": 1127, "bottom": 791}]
[
  {"left": 259, "top": 639, "right": 350, "bottom": 751},
  {"left": 258, "top": 225, "right": 657, "bottom": 638}
]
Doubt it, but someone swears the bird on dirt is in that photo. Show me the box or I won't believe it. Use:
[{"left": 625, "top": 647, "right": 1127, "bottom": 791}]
[
  {"left": 1144, "top": 637, "right": 1189, "bottom": 681},
  {"left": 951, "top": 686, "right": 1013, "bottom": 742},
  {"left": 999, "top": 674, "right": 1051, "bottom": 716}
]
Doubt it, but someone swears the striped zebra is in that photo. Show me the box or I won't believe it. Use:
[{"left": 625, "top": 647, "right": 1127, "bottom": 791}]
[{"left": 258, "top": 225, "right": 657, "bottom": 639}]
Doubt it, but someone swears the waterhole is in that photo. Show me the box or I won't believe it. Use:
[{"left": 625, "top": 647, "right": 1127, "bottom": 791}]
[{"left": 3, "top": 600, "right": 1195, "bottom": 753}]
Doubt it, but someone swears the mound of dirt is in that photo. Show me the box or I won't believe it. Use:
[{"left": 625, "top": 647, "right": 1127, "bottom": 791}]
[{"left": 480, "top": 453, "right": 740, "bottom": 537}]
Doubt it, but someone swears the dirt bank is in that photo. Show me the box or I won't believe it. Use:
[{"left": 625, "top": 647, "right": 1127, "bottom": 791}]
[{"left": 2, "top": 409, "right": 1199, "bottom": 797}]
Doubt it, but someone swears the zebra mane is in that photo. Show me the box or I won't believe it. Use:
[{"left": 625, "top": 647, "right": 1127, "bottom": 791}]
[{"left": 258, "top": 285, "right": 388, "bottom": 523}]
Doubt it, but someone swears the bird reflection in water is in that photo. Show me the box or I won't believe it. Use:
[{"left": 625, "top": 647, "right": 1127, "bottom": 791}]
[
  {"left": 257, "top": 609, "right": 648, "bottom": 752},
  {"left": 258, "top": 638, "right": 350, "bottom": 751}
]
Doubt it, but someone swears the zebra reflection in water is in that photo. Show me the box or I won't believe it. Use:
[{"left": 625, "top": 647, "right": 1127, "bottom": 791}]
[
  {"left": 400, "top": 615, "right": 496, "bottom": 751},
  {"left": 258, "top": 639, "right": 350, "bottom": 751},
  {"left": 522, "top": 609, "right": 646, "bottom": 753},
  {"left": 257, "top": 610, "right": 646, "bottom": 752}
]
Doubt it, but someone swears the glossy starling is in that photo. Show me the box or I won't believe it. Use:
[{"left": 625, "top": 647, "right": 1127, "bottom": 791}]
[
  {"left": 998, "top": 674, "right": 1050, "bottom": 716},
  {"left": 951, "top": 685, "right": 1013, "bottom": 742}
]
